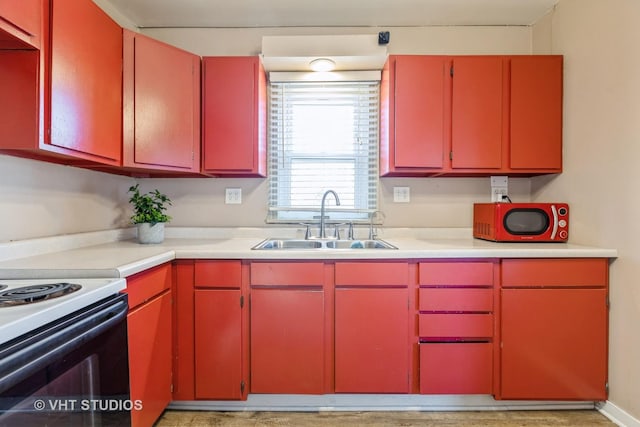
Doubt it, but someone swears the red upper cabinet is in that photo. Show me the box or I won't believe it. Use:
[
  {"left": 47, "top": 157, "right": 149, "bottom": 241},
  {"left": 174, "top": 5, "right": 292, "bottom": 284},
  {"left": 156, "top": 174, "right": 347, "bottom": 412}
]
[
  {"left": 0, "top": 0, "right": 122, "bottom": 166},
  {"left": 381, "top": 55, "right": 562, "bottom": 177},
  {"left": 202, "top": 56, "right": 267, "bottom": 176},
  {"left": 450, "top": 56, "right": 504, "bottom": 170},
  {"left": 509, "top": 55, "right": 563, "bottom": 172},
  {"left": 123, "top": 31, "right": 201, "bottom": 175},
  {"left": 0, "top": 0, "right": 42, "bottom": 49},
  {"left": 380, "top": 55, "right": 447, "bottom": 175},
  {"left": 48, "top": 0, "right": 122, "bottom": 164}
]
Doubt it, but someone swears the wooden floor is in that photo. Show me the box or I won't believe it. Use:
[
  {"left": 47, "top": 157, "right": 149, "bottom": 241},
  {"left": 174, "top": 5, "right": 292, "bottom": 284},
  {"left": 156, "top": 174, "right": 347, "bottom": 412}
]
[{"left": 155, "top": 410, "right": 616, "bottom": 426}]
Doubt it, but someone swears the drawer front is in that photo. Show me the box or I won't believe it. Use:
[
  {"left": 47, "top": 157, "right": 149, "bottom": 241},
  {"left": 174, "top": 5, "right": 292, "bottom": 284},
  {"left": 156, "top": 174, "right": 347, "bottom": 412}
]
[
  {"left": 419, "top": 288, "right": 493, "bottom": 312},
  {"left": 419, "top": 262, "right": 494, "bottom": 286},
  {"left": 251, "top": 262, "right": 324, "bottom": 286},
  {"left": 420, "top": 342, "right": 493, "bottom": 394},
  {"left": 194, "top": 260, "right": 242, "bottom": 288},
  {"left": 502, "top": 258, "right": 608, "bottom": 288},
  {"left": 335, "top": 262, "right": 408, "bottom": 287},
  {"left": 126, "top": 263, "right": 172, "bottom": 309},
  {"left": 419, "top": 313, "right": 493, "bottom": 339}
]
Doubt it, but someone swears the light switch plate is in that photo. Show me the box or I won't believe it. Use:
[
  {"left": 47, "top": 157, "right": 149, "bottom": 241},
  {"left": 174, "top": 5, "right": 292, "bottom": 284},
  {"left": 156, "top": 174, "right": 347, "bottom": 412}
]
[
  {"left": 225, "top": 188, "right": 242, "bottom": 204},
  {"left": 393, "top": 186, "right": 410, "bottom": 203}
]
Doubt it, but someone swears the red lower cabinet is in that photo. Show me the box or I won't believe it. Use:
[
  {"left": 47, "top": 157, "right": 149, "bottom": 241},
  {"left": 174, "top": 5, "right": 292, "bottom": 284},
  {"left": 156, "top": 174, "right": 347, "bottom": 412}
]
[
  {"left": 127, "top": 291, "right": 172, "bottom": 427},
  {"left": 418, "top": 261, "right": 496, "bottom": 395},
  {"left": 192, "top": 260, "right": 247, "bottom": 400},
  {"left": 500, "top": 288, "right": 608, "bottom": 400},
  {"left": 499, "top": 259, "right": 609, "bottom": 400},
  {"left": 334, "top": 288, "right": 409, "bottom": 392},
  {"left": 126, "top": 263, "right": 172, "bottom": 427},
  {"left": 194, "top": 289, "right": 243, "bottom": 399},
  {"left": 250, "top": 288, "right": 325, "bottom": 393},
  {"left": 420, "top": 343, "right": 493, "bottom": 394}
]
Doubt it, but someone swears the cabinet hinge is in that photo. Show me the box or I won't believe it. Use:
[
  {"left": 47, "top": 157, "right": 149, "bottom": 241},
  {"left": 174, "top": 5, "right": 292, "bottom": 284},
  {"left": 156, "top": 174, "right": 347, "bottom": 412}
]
[
  {"left": 606, "top": 295, "right": 610, "bottom": 309},
  {"left": 450, "top": 65, "right": 454, "bottom": 77},
  {"left": 170, "top": 383, "right": 174, "bottom": 393},
  {"left": 449, "top": 151, "right": 454, "bottom": 161},
  {"left": 605, "top": 382, "right": 609, "bottom": 395},
  {"left": 240, "top": 380, "right": 246, "bottom": 395},
  {"left": 240, "top": 295, "right": 244, "bottom": 308}
]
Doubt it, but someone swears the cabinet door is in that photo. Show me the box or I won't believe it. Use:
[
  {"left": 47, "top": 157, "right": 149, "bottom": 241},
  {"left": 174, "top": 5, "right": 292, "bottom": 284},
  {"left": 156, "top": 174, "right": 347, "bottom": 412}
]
[
  {"left": 0, "top": 0, "right": 41, "bottom": 48},
  {"left": 49, "top": 0, "right": 122, "bottom": 164},
  {"left": 451, "top": 56, "right": 503, "bottom": 169},
  {"left": 420, "top": 343, "right": 492, "bottom": 394},
  {"left": 194, "top": 289, "right": 243, "bottom": 399},
  {"left": 202, "top": 56, "right": 266, "bottom": 176},
  {"left": 123, "top": 31, "right": 200, "bottom": 172},
  {"left": 128, "top": 292, "right": 172, "bottom": 427},
  {"left": 335, "top": 288, "right": 409, "bottom": 392},
  {"left": 501, "top": 288, "right": 607, "bottom": 400},
  {"left": 510, "top": 56, "right": 563, "bottom": 170},
  {"left": 250, "top": 288, "right": 325, "bottom": 393},
  {"left": 393, "top": 55, "right": 446, "bottom": 170}
]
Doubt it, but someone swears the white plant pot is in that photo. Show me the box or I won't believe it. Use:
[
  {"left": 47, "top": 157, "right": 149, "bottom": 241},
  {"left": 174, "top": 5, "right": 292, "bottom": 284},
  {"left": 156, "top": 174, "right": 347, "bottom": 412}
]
[{"left": 136, "top": 222, "right": 165, "bottom": 244}]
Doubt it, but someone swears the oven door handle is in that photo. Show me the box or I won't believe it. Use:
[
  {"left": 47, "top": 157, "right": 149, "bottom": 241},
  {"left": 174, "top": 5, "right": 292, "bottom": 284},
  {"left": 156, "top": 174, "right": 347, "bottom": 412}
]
[{"left": 0, "top": 297, "right": 128, "bottom": 394}]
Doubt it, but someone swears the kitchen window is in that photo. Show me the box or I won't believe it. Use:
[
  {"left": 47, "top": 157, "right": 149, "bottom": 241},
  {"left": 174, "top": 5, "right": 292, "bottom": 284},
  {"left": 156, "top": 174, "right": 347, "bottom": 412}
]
[{"left": 267, "top": 78, "right": 380, "bottom": 223}]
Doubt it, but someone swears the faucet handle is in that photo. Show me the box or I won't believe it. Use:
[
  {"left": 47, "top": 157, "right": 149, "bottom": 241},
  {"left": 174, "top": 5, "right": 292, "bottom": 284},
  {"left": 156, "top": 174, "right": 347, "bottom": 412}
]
[
  {"left": 299, "top": 223, "right": 313, "bottom": 240},
  {"left": 333, "top": 223, "right": 346, "bottom": 239},
  {"left": 368, "top": 210, "right": 385, "bottom": 240},
  {"left": 347, "top": 222, "right": 355, "bottom": 240}
]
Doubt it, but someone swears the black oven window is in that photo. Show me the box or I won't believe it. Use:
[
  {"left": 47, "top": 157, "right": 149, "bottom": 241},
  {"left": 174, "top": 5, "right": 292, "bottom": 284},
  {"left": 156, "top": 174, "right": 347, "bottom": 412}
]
[{"left": 504, "top": 208, "right": 550, "bottom": 235}]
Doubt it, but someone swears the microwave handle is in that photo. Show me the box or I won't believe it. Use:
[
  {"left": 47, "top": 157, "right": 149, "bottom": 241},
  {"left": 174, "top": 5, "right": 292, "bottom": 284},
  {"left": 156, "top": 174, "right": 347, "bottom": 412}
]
[{"left": 550, "top": 205, "right": 559, "bottom": 240}]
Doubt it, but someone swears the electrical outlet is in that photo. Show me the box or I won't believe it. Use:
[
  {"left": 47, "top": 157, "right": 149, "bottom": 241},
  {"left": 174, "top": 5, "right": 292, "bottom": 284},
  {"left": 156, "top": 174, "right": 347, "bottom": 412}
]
[
  {"left": 490, "top": 176, "right": 508, "bottom": 202},
  {"left": 225, "top": 188, "right": 242, "bottom": 204},
  {"left": 492, "top": 187, "right": 509, "bottom": 202},
  {"left": 393, "top": 186, "right": 410, "bottom": 203}
]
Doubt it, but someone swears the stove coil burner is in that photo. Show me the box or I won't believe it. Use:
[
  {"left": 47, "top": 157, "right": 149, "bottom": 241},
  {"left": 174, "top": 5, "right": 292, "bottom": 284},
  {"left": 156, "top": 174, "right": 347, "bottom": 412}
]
[
  {"left": 0, "top": 282, "right": 82, "bottom": 307},
  {"left": 0, "top": 285, "right": 6, "bottom": 291}
]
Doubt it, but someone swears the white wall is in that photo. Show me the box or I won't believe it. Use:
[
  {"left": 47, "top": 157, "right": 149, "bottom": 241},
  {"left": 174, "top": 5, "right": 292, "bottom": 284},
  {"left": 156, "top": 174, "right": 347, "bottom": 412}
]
[
  {"left": 136, "top": 25, "right": 534, "bottom": 229},
  {"left": 532, "top": 0, "right": 640, "bottom": 420},
  {"left": 1, "top": 19, "right": 537, "bottom": 239},
  {"left": 0, "top": 155, "right": 133, "bottom": 242}
]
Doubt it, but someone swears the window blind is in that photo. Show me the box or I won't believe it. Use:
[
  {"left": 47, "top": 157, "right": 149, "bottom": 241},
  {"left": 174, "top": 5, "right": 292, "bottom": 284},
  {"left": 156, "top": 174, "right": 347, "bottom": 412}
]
[{"left": 267, "top": 80, "right": 379, "bottom": 223}]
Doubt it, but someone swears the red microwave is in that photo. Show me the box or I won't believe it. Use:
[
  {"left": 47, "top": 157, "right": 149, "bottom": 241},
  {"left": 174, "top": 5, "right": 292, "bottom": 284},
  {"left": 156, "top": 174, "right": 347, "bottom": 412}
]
[{"left": 473, "top": 202, "right": 569, "bottom": 242}]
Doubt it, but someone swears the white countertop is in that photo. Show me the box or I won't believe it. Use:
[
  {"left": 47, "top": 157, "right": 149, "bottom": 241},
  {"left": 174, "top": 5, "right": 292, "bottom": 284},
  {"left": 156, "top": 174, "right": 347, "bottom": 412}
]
[{"left": 0, "top": 227, "right": 618, "bottom": 280}]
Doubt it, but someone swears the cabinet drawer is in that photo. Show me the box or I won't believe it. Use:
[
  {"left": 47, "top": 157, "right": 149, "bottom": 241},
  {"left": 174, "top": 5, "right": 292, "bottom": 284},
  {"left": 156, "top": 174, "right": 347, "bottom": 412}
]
[
  {"left": 419, "top": 288, "right": 493, "bottom": 312},
  {"left": 250, "top": 262, "right": 324, "bottom": 286},
  {"left": 194, "top": 260, "right": 242, "bottom": 288},
  {"left": 502, "top": 259, "right": 608, "bottom": 288},
  {"left": 126, "top": 263, "right": 172, "bottom": 309},
  {"left": 419, "top": 262, "right": 494, "bottom": 286},
  {"left": 420, "top": 342, "right": 492, "bottom": 394},
  {"left": 419, "top": 314, "right": 493, "bottom": 339},
  {"left": 335, "top": 262, "right": 408, "bottom": 286}
]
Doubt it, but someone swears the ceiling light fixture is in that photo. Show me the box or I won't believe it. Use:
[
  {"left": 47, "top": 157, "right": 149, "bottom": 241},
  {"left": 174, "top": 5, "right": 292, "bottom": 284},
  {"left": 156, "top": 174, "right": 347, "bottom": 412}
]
[{"left": 309, "top": 58, "right": 336, "bottom": 72}]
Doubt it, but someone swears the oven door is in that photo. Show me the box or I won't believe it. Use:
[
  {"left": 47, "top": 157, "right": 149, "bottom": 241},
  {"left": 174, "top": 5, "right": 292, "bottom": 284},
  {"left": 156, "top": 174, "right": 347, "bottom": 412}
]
[{"left": 0, "top": 294, "right": 131, "bottom": 427}]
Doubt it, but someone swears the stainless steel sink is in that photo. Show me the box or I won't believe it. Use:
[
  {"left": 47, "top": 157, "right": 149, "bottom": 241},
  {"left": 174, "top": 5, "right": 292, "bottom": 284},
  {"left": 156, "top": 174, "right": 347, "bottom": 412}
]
[{"left": 251, "top": 238, "right": 397, "bottom": 250}]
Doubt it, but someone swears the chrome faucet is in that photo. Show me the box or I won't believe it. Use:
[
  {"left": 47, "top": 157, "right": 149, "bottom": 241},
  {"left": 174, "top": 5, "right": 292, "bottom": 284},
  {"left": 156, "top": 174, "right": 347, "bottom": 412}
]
[{"left": 319, "top": 190, "right": 340, "bottom": 238}]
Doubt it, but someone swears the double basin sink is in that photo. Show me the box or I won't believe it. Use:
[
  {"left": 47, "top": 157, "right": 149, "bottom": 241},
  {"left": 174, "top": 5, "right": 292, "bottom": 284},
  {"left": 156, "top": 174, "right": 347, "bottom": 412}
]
[{"left": 252, "top": 238, "right": 397, "bottom": 250}]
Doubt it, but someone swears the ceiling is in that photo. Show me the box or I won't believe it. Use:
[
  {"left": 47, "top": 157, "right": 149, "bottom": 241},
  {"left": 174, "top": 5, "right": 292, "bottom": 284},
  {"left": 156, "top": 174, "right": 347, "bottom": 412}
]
[{"left": 101, "top": 0, "right": 560, "bottom": 28}]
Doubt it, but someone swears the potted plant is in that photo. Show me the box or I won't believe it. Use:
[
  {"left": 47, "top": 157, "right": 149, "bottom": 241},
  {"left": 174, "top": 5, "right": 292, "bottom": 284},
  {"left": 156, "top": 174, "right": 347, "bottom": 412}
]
[{"left": 128, "top": 184, "right": 172, "bottom": 244}]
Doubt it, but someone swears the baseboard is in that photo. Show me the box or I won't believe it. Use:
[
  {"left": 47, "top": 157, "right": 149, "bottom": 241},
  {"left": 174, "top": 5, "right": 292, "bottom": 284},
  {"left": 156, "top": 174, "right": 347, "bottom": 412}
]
[
  {"left": 598, "top": 401, "right": 640, "bottom": 427},
  {"left": 169, "top": 394, "right": 595, "bottom": 412}
]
